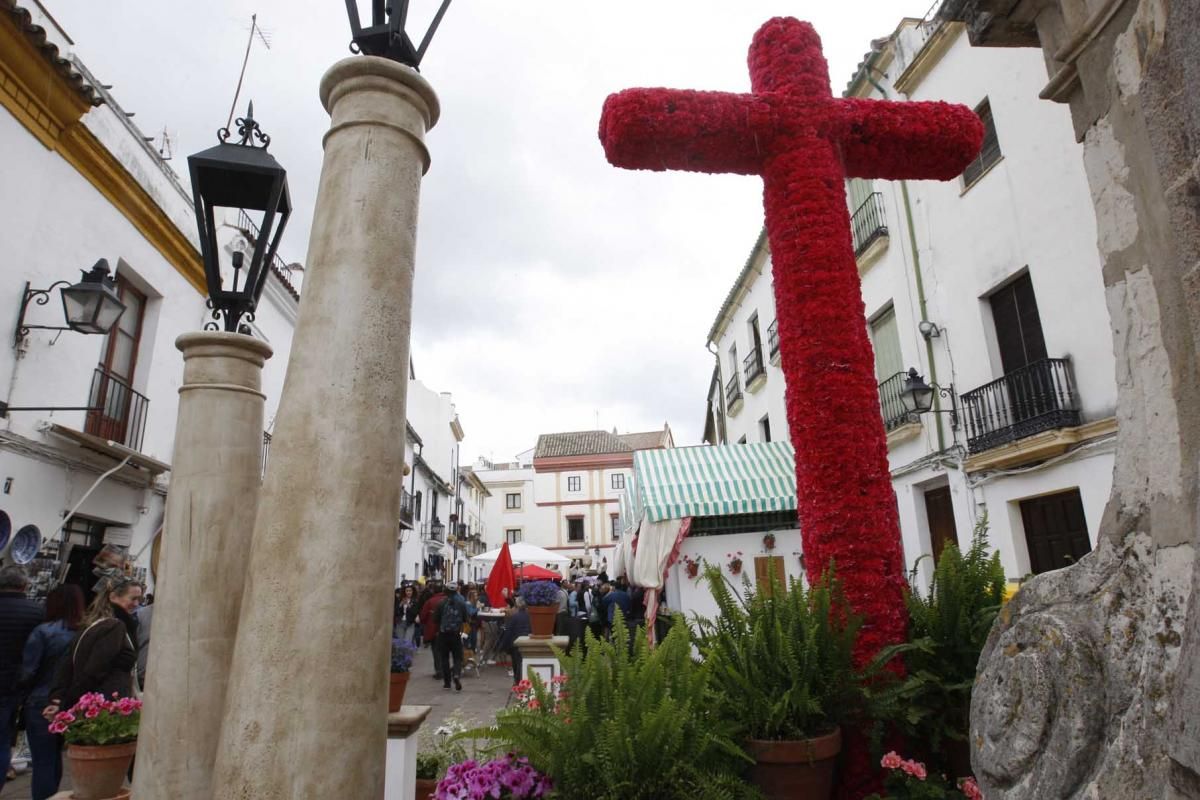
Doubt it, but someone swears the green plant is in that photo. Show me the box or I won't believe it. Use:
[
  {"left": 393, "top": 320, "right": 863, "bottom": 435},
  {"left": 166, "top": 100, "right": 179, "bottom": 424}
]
[
  {"left": 416, "top": 712, "right": 473, "bottom": 781},
  {"left": 899, "top": 514, "right": 1006, "bottom": 762},
  {"left": 692, "top": 564, "right": 861, "bottom": 742},
  {"left": 49, "top": 692, "right": 141, "bottom": 745},
  {"left": 468, "top": 612, "right": 757, "bottom": 800}
]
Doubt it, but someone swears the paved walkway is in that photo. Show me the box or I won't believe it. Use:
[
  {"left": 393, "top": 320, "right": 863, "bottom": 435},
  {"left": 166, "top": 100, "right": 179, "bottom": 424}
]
[{"left": 0, "top": 643, "right": 513, "bottom": 799}]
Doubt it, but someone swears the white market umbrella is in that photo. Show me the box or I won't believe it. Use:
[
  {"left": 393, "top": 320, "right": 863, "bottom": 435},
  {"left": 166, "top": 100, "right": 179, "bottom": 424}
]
[{"left": 470, "top": 541, "right": 571, "bottom": 564}]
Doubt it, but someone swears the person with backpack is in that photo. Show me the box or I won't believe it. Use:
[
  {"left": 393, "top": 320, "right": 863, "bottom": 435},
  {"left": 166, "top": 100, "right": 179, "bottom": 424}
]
[
  {"left": 434, "top": 583, "right": 468, "bottom": 692},
  {"left": 0, "top": 567, "right": 43, "bottom": 793}
]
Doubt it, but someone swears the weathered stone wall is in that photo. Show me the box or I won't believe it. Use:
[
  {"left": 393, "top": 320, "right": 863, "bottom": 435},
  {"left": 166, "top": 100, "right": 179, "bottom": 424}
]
[{"left": 943, "top": 0, "right": 1200, "bottom": 796}]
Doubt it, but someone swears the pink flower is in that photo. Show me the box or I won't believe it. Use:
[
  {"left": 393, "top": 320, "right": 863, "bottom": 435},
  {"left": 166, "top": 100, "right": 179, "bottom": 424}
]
[
  {"left": 880, "top": 751, "right": 903, "bottom": 770},
  {"left": 85, "top": 707, "right": 101, "bottom": 719},
  {"left": 551, "top": 675, "right": 568, "bottom": 685},
  {"left": 527, "top": 700, "right": 541, "bottom": 710},
  {"left": 48, "top": 721, "right": 67, "bottom": 735},
  {"left": 900, "top": 759, "right": 927, "bottom": 780},
  {"left": 959, "top": 777, "right": 984, "bottom": 799}
]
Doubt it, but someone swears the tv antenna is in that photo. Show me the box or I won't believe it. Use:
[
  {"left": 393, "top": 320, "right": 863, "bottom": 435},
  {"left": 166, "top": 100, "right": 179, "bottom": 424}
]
[
  {"left": 225, "top": 13, "right": 273, "bottom": 132},
  {"left": 156, "top": 127, "right": 174, "bottom": 161}
]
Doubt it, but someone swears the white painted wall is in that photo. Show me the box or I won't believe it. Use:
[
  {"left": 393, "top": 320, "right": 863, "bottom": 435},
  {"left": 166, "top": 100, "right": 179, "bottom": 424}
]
[
  {"left": 0, "top": 63, "right": 299, "bottom": 584},
  {"left": 665, "top": 529, "right": 804, "bottom": 627}
]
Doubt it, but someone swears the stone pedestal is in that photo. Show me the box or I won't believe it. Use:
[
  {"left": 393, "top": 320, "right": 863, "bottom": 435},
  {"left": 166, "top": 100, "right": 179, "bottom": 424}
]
[
  {"left": 384, "top": 705, "right": 432, "bottom": 800},
  {"left": 515, "top": 635, "right": 569, "bottom": 685},
  {"left": 211, "top": 56, "right": 438, "bottom": 800},
  {"left": 132, "top": 332, "right": 272, "bottom": 800}
]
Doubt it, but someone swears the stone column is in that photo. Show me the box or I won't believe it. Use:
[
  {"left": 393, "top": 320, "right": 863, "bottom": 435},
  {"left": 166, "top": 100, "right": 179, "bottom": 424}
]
[
  {"left": 132, "top": 332, "right": 272, "bottom": 800},
  {"left": 212, "top": 57, "right": 438, "bottom": 800}
]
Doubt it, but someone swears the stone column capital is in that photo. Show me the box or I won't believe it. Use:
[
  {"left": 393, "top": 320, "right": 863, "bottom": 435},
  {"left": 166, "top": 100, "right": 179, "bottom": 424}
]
[
  {"left": 175, "top": 331, "right": 273, "bottom": 397},
  {"left": 319, "top": 56, "right": 440, "bottom": 173}
]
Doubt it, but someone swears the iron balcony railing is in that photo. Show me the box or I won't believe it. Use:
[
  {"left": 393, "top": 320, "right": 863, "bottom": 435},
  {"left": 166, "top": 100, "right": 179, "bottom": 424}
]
[
  {"left": 743, "top": 349, "right": 765, "bottom": 385},
  {"left": 84, "top": 367, "right": 149, "bottom": 451},
  {"left": 767, "top": 320, "right": 780, "bottom": 360},
  {"left": 878, "top": 370, "right": 915, "bottom": 432},
  {"left": 426, "top": 521, "right": 445, "bottom": 543},
  {"left": 725, "top": 374, "right": 743, "bottom": 408},
  {"left": 961, "top": 358, "right": 1081, "bottom": 453},
  {"left": 400, "top": 489, "right": 414, "bottom": 527},
  {"left": 850, "top": 192, "right": 888, "bottom": 257}
]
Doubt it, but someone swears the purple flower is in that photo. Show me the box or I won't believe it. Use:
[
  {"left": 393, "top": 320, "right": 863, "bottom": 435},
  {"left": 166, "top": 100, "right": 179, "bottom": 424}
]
[{"left": 518, "top": 581, "right": 560, "bottom": 607}]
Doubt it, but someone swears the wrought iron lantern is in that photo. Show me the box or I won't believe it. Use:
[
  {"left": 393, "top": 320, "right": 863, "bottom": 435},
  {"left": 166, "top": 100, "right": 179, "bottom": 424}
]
[
  {"left": 344, "top": 0, "right": 453, "bottom": 68},
  {"left": 188, "top": 103, "right": 291, "bottom": 333},
  {"left": 899, "top": 367, "right": 959, "bottom": 429},
  {"left": 13, "top": 259, "right": 126, "bottom": 346}
]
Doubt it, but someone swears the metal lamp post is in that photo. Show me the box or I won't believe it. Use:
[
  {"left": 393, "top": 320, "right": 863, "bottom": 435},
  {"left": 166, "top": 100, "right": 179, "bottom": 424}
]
[{"left": 187, "top": 103, "right": 291, "bottom": 333}]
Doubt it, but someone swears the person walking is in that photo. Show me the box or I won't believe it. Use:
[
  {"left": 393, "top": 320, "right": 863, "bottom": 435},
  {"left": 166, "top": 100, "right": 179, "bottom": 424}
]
[
  {"left": 0, "top": 567, "right": 43, "bottom": 792},
  {"left": 419, "top": 586, "right": 446, "bottom": 680},
  {"left": 19, "top": 585, "right": 83, "bottom": 800},
  {"left": 43, "top": 577, "right": 143, "bottom": 720},
  {"left": 434, "top": 583, "right": 468, "bottom": 692}
]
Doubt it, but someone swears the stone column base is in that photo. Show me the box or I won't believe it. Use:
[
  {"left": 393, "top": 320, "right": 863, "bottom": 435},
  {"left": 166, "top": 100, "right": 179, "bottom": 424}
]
[
  {"left": 515, "top": 635, "right": 569, "bottom": 685},
  {"left": 384, "top": 705, "right": 432, "bottom": 800}
]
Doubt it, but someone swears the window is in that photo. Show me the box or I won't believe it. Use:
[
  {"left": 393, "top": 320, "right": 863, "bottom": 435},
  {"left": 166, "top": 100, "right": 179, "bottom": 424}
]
[
  {"left": 567, "top": 476, "right": 581, "bottom": 492},
  {"left": 737, "top": 435, "right": 748, "bottom": 445},
  {"left": 869, "top": 305, "right": 903, "bottom": 381},
  {"left": 962, "top": 99, "right": 1002, "bottom": 188},
  {"left": 611, "top": 473, "right": 625, "bottom": 490},
  {"left": 611, "top": 515, "right": 621, "bottom": 540},
  {"left": 506, "top": 529, "right": 522, "bottom": 544},
  {"left": 86, "top": 274, "right": 147, "bottom": 447},
  {"left": 728, "top": 343, "right": 739, "bottom": 376},
  {"left": 414, "top": 491, "right": 423, "bottom": 521},
  {"left": 989, "top": 272, "right": 1047, "bottom": 374},
  {"left": 759, "top": 415, "right": 772, "bottom": 443},
  {"left": 748, "top": 313, "right": 764, "bottom": 363},
  {"left": 1020, "top": 489, "right": 1092, "bottom": 574},
  {"left": 505, "top": 492, "right": 521, "bottom": 510},
  {"left": 567, "top": 517, "right": 585, "bottom": 542}
]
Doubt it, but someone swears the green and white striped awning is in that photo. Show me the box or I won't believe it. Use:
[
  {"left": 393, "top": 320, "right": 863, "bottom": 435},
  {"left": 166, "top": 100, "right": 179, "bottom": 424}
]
[{"left": 629, "top": 442, "right": 797, "bottom": 523}]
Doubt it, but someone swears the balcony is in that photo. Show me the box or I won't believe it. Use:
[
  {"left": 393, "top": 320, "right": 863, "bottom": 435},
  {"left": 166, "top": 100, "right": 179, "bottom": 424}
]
[
  {"left": 725, "top": 374, "right": 743, "bottom": 416},
  {"left": 961, "top": 358, "right": 1081, "bottom": 453},
  {"left": 767, "top": 320, "right": 780, "bottom": 364},
  {"left": 400, "top": 489, "right": 414, "bottom": 528},
  {"left": 743, "top": 349, "right": 766, "bottom": 392},
  {"left": 878, "top": 370, "right": 916, "bottom": 432},
  {"left": 237, "top": 209, "right": 300, "bottom": 299},
  {"left": 426, "top": 520, "right": 445, "bottom": 543},
  {"left": 850, "top": 192, "right": 888, "bottom": 260},
  {"left": 84, "top": 367, "right": 149, "bottom": 451}
]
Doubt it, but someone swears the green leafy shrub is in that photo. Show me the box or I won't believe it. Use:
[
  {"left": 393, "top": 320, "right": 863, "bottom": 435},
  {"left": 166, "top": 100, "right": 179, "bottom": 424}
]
[
  {"left": 899, "top": 514, "right": 1006, "bottom": 762},
  {"left": 692, "top": 564, "right": 861, "bottom": 742},
  {"left": 416, "top": 712, "right": 473, "bottom": 781},
  {"left": 473, "top": 612, "right": 756, "bottom": 800}
]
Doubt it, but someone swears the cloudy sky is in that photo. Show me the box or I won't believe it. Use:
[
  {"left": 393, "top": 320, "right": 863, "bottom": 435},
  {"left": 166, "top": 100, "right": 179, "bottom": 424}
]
[{"left": 53, "top": 0, "right": 923, "bottom": 462}]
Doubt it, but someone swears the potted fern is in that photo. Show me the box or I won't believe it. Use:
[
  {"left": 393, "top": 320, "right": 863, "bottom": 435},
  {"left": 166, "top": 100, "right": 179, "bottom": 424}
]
[
  {"left": 896, "top": 516, "right": 1006, "bottom": 779},
  {"left": 466, "top": 613, "right": 757, "bottom": 799},
  {"left": 694, "top": 565, "right": 860, "bottom": 800}
]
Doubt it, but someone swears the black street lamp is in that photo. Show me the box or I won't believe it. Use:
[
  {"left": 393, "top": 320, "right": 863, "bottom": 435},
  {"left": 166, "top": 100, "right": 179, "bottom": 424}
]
[
  {"left": 344, "top": 0, "right": 453, "bottom": 68},
  {"left": 188, "top": 103, "right": 291, "bottom": 334},
  {"left": 900, "top": 367, "right": 959, "bottom": 429}
]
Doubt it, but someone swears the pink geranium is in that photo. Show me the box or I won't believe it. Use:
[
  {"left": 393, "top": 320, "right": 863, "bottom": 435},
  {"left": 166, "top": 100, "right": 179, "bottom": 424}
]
[
  {"left": 880, "top": 751, "right": 903, "bottom": 770},
  {"left": 900, "top": 759, "right": 927, "bottom": 780}
]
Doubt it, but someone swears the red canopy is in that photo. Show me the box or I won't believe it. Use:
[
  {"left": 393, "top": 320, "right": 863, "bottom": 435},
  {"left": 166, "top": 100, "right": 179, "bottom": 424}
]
[
  {"left": 514, "top": 564, "right": 561, "bottom": 581},
  {"left": 484, "top": 541, "right": 517, "bottom": 608}
]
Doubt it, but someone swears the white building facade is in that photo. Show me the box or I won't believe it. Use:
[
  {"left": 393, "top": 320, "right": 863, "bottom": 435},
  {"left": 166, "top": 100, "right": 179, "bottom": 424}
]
[
  {"left": 475, "top": 427, "right": 674, "bottom": 572},
  {"left": 0, "top": 2, "right": 300, "bottom": 597},
  {"left": 705, "top": 13, "right": 1116, "bottom": 586}
]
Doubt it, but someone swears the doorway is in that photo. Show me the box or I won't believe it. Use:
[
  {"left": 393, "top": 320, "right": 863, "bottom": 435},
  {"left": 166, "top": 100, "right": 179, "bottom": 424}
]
[
  {"left": 1019, "top": 489, "right": 1092, "bottom": 575},
  {"left": 923, "top": 485, "right": 959, "bottom": 563}
]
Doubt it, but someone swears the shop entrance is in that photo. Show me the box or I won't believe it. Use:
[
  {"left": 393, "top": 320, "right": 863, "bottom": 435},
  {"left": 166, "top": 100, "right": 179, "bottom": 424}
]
[{"left": 60, "top": 516, "right": 110, "bottom": 603}]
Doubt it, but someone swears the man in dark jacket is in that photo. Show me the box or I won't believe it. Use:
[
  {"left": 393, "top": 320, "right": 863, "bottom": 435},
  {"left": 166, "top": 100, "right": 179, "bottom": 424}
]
[
  {"left": 497, "top": 598, "right": 532, "bottom": 685},
  {"left": 0, "top": 567, "right": 43, "bottom": 791},
  {"left": 434, "top": 583, "right": 469, "bottom": 692}
]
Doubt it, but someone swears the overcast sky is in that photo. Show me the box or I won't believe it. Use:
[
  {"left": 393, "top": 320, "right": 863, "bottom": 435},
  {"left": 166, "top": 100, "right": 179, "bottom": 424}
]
[{"left": 52, "top": 1, "right": 923, "bottom": 462}]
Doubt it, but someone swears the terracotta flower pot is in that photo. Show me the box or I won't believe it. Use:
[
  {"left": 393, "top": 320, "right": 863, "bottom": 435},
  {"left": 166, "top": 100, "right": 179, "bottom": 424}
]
[
  {"left": 388, "top": 671, "right": 411, "bottom": 712},
  {"left": 746, "top": 727, "right": 842, "bottom": 800},
  {"left": 66, "top": 740, "right": 137, "bottom": 800},
  {"left": 415, "top": 777, "right": 438, "bottom": 800},
  {"left": 528, "top": 605, "right": 557, "bottom": 638}
]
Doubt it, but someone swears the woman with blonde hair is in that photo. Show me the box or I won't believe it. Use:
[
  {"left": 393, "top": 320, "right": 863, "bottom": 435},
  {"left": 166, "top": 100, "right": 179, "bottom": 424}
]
[{"left": 42, "top": 577, "right": 142, "bottom": 720}]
